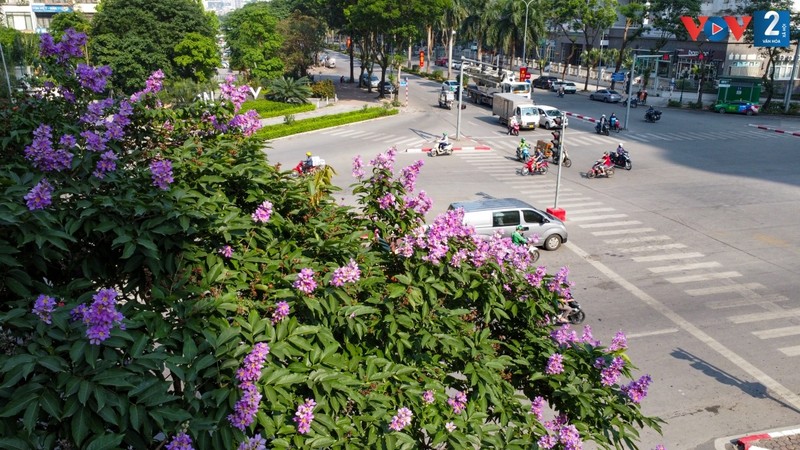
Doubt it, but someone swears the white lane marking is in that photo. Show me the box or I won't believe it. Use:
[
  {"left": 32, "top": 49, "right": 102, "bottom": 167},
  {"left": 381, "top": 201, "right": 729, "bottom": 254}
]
[
  {"left": 633, "top": 252, "right": 705, "bottom": 262},
  {"left": 753, "top": 326, "right": 800, "bottom": 340},
  {"left": 619, "top": 243, "right": 687, "bottom": 253},
  {"left": 604, "top": 235, "right": 672, "bottom": 244},
  {"left": 666, "top": 271, "right": 742, "bottom": 283},
  {"left": 627, "top": 328, "right": 680, "bottom": 339},
  {"left": 565, "top": 241, "right": 800, "bottom": 411},
  {"left": 705, "top": 294, "right": 789, "bottom": 310},
  {"left": 591, "top": 227, "right": 656, "bottom": 236},
  {"left": 685, "top": 282, "right": 765, "bottom": 296},
  {"left": 626, "top": 134, "right": 649, "bottom": 141},
  {"left": 728, "top": 309, "right": 800, "bottom": 324},
  {"left": 779, "top": 346, "right": 800, "bottom": 357},
  {"left": 554, "top": 201, "right": 605, "bottom": 208},
  {"left": 578, "top": 220, "right": 641, "bottom": 228},
  {"left": 565, "top": 207, "right": 617, "bottom": 214},
  {"left": 648, "top": 261, "right": 722, "bottom": 273},
  {"left": 569, "top": 214, "right": 629, "bottom": 222}
]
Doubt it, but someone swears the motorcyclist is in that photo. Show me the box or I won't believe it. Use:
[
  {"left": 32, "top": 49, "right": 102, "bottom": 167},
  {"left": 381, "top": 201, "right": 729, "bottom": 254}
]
[
  {"left": 596, "top": 114, "right": 607, "bottom": 133},
  {"left": 303, "top": 151, "right": 314, "bottom": 173},
  {"left": 517, "top": 137, "right": 531, "bottom": 160},
  {"left": 526, "top": 146, "right": 546, "bottom": 173},
  {"left": 438, "top": 132, "right": 450, "bottom": 150},
  {"left": 511, "top": 225, "right": 526, "bottom": 245},
  {"left": 508, "top": 115, "right": 519, "bottom": 135},
  {"left": 556, "top": 292, "right": 575, "bottom": 324},
  {"left": 557, "top": 85, "right": 565, "bottom": 97},
  {"left": 595, "top": 151, "right": 613, "bottom": 176},
  {"left": 609, "top": 113, "right": 619, "bottom": 131}
]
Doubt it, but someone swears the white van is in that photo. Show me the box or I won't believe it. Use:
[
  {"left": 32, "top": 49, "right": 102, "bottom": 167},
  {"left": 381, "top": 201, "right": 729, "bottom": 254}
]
[
  {"left": 536, "top": 105, "right": 569, "bottom": 129},
  {"left": 492, "top": 93, "right": 540, "bottom": 130},
  {"left": 448, "top": 198, "right": 568, "bottom": 251}
]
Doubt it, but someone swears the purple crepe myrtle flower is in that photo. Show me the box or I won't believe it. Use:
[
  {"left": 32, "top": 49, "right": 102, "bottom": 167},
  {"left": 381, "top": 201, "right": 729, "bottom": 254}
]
[
  {"left": 80, "top": 130, "right": 107, "bottom": 153},
  {"left": 607, "top": 330, "right": 628, "bottom": 352},
  {"left": 422, "top": 390, "right": 435, "bottom": 405},
  {"left": 24, "top": 179, "right": 54, "bottom": 211},
  {"left": 547, "top": 266, "right": 573, "bottom": 298},
  {"left": 130, "top": 70, "right": 165, "bottom": 102},
  {"left": 546, "top": 353, "right": 564, "bottom": 375},
  {"left": 150, "top": 159, "right": 174, "bottom": 190},
  {"left": 293, "top": 268, "right": 317, "bottom": 294},
  {"left": 272, "top": 301, "right": 290, "bottom": 324},
  {"left": 235, "top": 342, "right": 270, "bottom": 383},
  {"left": 219, "top": 75, "right": 249, "bottom": 112},
  {"left": 93, "top": 151, "right": 118, "bottom": 179},
  {"left": 32, "top": 294, "right": 57, "bottom": 324},
  {"left": 330, "top": 259, "right": 361, "bottom": 286},
  {"left": 228, "top": 382, "right": 262, "bottom": 430},
  {"left": 447, "top": 390, "right": 467, "bottom": 414},
  {"left": 70, "top": 304, "right": 87, "bottom": 322},
  {"left": 293, "top": 398, "right": 317, "bottom": 434},
  {"left": 599, "top": 356, "right": 625, "bottom": 386},
  {"left": 400, "top": 160, "right": 424, "bottom": 191},
  {"left": 70, "top": 288, "right": 125, "bottom": 345},
  {"left": 238, "top": 434, "right": 267, "bottom": 450},
  {"left": 538, "top": 435, "right": 557, "bottom": 449},
  {"left": 59, "top": 134, "right": 77, "bottom": 149},
  {"left": 24, "top": 124, "right": 73, "bottom": 172},
  {"left": 369, "top": 147, "right": 398, "bottom": 173},
  {"left": 581, "top": 325, "right": 600, "bottom": 346},
  {"left": 352, "top": 155, "right": 365, "bottom": 179},
  {"left": 550, "top": 325, "right": 578, "bottom": 347},
  {"left": 251, "top": 200, "right": 273, "bottom": 223},
  {"left": 558, "top": 424, "right": 583, "bottom": 450},
  {"left": 40, "top": 29, "right": 86, "bottom": 63},
  {"left": 76, "top": 64, "right": 112, "bottom": 93},
  {"left": 377, "top": 193, "right": 396, "bottom": 209},
  {"left": 621, "top": 375, "right": 652, "bottom": 403},
  {"left": 229, "top": 110, "right": 262, "bottom": 136},
  {"left": 219, "top": 245, "right": 233, "bottom": 258},
  {"left": 530, "top": 396, "right": 545, "bottom": 422},
  {"left": 525, "top": 266, "right": 547, "bottom": 287},
  {"left": 81, "top": 97, "right": 115, "bottom": 125},
  {"left": 165, "top": 432, "right": 194, "bottom": 450},
  {"left": 389, "top": 407, "right": 413, "bottom": 431}
]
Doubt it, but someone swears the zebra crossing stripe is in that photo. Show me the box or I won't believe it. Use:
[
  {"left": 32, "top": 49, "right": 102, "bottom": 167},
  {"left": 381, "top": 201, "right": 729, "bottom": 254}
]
[
  {"left": 729, "top": 309, "right": 800, "bottom": 324},
  {"left": 648, "top": 261, "right": 721, "bottom": 273},
  {"left": 685, "top": 282, "right": 765, "bottom": 296},
  {"left": 591, "top": 227, "right": 655, "bottom": 236},
  {"left": 632, "top": 251, "right": 705, "bottom": 262},
  {"left": 578, "top": 220, "right": 640, "bottom": 228},
  {"left": 779, "top": 346, "right": 800, "bottom": 357},
  {"left": 753, "top": 325, "right": 800, "bottom": 340},
  {"left": 618, "top": 243, "right": 687, "bottom": 253},
  {"left": 555, "top": 201, "right": 604, "bottom": 208},
  {"left": 562, "top": 207, "right": 616, "bottom": 214},
  {"left": 704, "top": 294, "right": 789, "bottom": 310},
  {"left": 665, "top": 271, "right": 741, "bottom": 283},
  {"left": 604, "top": 235, "right": 672, "bottom": 244}
]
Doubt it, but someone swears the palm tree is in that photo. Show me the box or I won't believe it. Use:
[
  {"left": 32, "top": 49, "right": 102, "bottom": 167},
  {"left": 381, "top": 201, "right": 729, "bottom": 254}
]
[
  {"left": 439, "top": 0, "right": 468, "bottom": 79},
  {"left": 266, "top": 76, "right": 313, "bottom": 104}
]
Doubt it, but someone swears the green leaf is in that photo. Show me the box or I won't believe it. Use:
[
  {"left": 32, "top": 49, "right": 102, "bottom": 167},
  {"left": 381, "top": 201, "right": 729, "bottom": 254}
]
[
  {"left": 78, "top": 380, "right": 92, "bottom": 405},
  {"left": 0, "top": 438, "right": 29, "bottom": 450},
  {"left": 85, "top": 433, "right": 124, "bottom": 450},
  {"left": 40, "top": 389, "right": 62, "bottom": 419},
  {"left": 71, "top": 408, "right": 89, "bottom": 446}
]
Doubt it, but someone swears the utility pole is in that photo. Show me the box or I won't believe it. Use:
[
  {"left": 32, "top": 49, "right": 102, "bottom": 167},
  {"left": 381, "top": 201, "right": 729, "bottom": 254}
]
[{"left": 784, "top": 39, "right": 800, "bottom": 114}]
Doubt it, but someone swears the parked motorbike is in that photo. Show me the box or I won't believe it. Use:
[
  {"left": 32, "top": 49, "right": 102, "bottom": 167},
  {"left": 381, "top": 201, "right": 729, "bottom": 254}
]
[
  {"left": 644, "top": 108, "right": 662, "bottom": 123},
  {"left": 610, "top": 148, "right": 632, "bottom": 170},
  {"left": 621, "top": 97, "right": 639, "bottom": 108},
  {"left": 519, "top": 158, "right": 549, "bottom": 175},
  {"left": 509, "top": 121, "right": 520, "bottom": 136},
  {"left": 586, "top": 160, "right": 614, "bottom": 178},
  {"left": 429, "top": 142, "right": 453, "bottom": 157},
  {"left": 594, "top": 120, "right": 610, "bottom": 136},
  {"left": 515, "top": 145, "right": 531, "bottom": 162}
]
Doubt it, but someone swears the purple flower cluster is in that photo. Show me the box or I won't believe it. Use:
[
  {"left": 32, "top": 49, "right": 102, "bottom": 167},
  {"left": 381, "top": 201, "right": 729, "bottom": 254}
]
[
  {"left": 70, "top": 288, "right": 125, "bottom": 345},
  {"left": 93, "top": 151, "right": 118, "bottom": 179},
  {"left": 228, "top": 343, "right": 270, "bottom": 430},
  {"left": 24, "top": 179, "right": 54, "bottom": 211},
  {"left": 76, "top": 64, "right": 112, "bottom": 93},
  {"left": 293, "top": 398, "right": 317, "bottom": 434},
  {"left": 130, "top": 70, "right": 165, "bottom": 102},
  {"left": 24, "top": 124, "right": 73, "bottom": 172},
  {"left": 330, "top": 259, "right": 361, "bottom": 287},
  {"left": 547, "top": 266, "right": 573, "bottom": 298},
  {"left": 538, "top": 416, "right": 583, "bottom": 450},
  {"left": 550, "top": 325, "right": 579, "bottom": 347},
  {"left": 352, "top": 155, "right": 365, "bottom": 179},
  {"left": 32, "top": 294, "right": 57, "bottom": 324},
  {"left": 251, "top": 200, "right": 273, "bottom": 223},
  {"left": 422, "top": 390, "right": 435, "bottom": 405},
  {"left": 447, "top": 390, "right": 467, "bottom": 414},
  {"left": 596, "top": 356, "right": 625, "bottom": 386},
  {"left": 581, "top": 325, "right": 600, "bottom": 347},
  {"left": 81, "top": 98, "right": 114, "bottom": 125},
  {"left": 389, "top": 407, "right": 413, "bottom": 431},
  {"left": 219, "top": 75, "right": 250, "bottom": 112},
  {"left": 607, "top": 330, "right": 628, "bottom": 352},
  {"left": 150, "top": 159, "right": 174, "bottom": 190},
  {"left": 402, "top": 190, "right": 433, "bottom": 215},
  {"left": 530, "top": 396, "right": 545, "bottom": 422},
  {"left": 165, "top": 432, "right": 194, "bottom": 450},
  {"left": 377, "top": 193, "right": 396, "bottom": 209},
  {"left": 80, "top": 130, "right": 107, "bottom": 153},
  {"left": 400, "top": 160, "right": 424, "bottom": 191},
  {"left": 219, "top": 245, "right": 233, "bottom": 258},
  {"left": 39, "top": 29, "right": 86, "bottom": 63},
  {"left": 293, "top": 268, "right": 317, "bottom": 294},
  {"left": 621, "top": 375, "right": 652, "bottom": 403},
  {"left": 368, "top": 147, "right": 398, "bottom": 175},
  {"left": 545, "top": 353, "right": 564, "bottom": 375},
  {"left": 229, "top": 110, "right": 262, "bottom": 136},
  {"left": 525, "top": 266, "right": 547, "bottom": 287},
  {"left": 445, "top": 421, "right": 456, "bottom": 432},
  {"left": 237, "top": 434, "right": 267, "bottom": 450},
  {"left": 272, "top": 301, "right": 290, "bottom": 324}
]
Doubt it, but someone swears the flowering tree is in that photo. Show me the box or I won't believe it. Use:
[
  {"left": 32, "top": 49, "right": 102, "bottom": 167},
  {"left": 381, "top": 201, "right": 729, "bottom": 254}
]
[{"left": 0, "top": 29, "right": 663, "bottom": 449}]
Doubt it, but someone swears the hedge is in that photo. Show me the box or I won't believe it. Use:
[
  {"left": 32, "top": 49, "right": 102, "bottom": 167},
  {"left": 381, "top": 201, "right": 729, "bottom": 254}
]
[
  {"left": 254, "top": 106, "right": 399, "bottom": 140},
  {"left": 241, "top": 99, "right": 315, "bottom": 118}
]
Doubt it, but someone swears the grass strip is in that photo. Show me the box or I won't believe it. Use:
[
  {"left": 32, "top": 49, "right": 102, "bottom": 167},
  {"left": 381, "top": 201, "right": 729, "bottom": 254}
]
[
  {"left": 254, "top": 107, "right": 398, "bottom": 140},
  {"left": 242, "top": 99, "right": 316, "bottom": 118}
]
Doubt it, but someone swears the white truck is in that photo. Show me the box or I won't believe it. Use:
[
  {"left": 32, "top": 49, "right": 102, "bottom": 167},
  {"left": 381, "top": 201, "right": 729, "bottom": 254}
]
[
  {"left": 492, "top": 92, "right": 539, "bottom": 130},
  {"left": 463, "top": 65, "right": 531, "bottom": 106}
]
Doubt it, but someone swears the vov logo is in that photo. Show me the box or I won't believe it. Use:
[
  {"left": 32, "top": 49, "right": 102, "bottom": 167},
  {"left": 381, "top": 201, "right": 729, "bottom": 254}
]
[{"left": 680, "top": 16, "right": 752, "bottom": 42}]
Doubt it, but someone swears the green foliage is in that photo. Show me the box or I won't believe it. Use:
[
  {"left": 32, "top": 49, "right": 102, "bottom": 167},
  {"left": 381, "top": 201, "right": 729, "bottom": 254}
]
[
  {"left": 222, "top": 2, "right": 285, "bottom": 82},
  {"left": 241, "top": 99, "right": 315, "bottom": 118},
  {"left": 48, "top": 12, "right": 92, "bottom": 40},
  {"left": 159, "top": 78, "right": 218, "bottom": 106},
  {"left": 310, "top": 80, "right": 336, "bottom": 99},
  {"left": 266, "top": 76, "right": 313, "bottom": 104},
  {"left": 0, "top": 27, "right": 663, "bottom": 450},
  {"left": 173, "top": 32, "right": 221, "bottom": 82},
  {"left": 667, "top": 99, "right": 682, "bottom": 108},
  {"left": 89, "top": 0, "right": 216, "bottom": 93},
  {"left": 255, "top": 107, "right": 399, "bottom": 140},
  {"left": 278, "top": 12, "right": 326, "bottom": 79},
  {"left": 687, "top": 101, "right": 703, "bottom": 109}
]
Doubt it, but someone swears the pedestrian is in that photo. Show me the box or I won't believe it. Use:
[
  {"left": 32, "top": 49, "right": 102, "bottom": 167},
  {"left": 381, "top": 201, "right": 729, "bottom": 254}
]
[
  {"left": 340, "top": 75, "right": 345, "bottom": 84},
  {"left": 642, "top": 89, "right": 648, "bottom": 104}
]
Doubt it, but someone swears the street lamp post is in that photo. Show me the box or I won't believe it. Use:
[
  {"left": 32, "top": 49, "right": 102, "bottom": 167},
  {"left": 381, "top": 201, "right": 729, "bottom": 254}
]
[
  {"left": 448, "top": 30, "right": 456, "bottom": 80},
  {"left": 521, "top": 0, "right": 535, "bottom": 68}
]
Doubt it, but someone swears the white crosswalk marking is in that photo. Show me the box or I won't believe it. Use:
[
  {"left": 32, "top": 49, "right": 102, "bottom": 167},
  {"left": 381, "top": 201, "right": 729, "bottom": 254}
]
[
  {"left": 685, "top": 282, "right": 765, "bottom": 296},
  {"left": 562, "top": 207, "right": 617, "bottom": 214},
  {"left": 570, "top": 214, "right": 629, "bottom": 223},
  {"left": 619, "top": 243, "right": 687, "bottom": 253},
  {"left": 632, "top": 252, "right": 705, "bottom": 262},
  {"left": 555, "top": 201, "right": 605, "bottom": 208},
  {"left": 648, "top": 261, "right": 722, "bottom": 273},
  {"left": 729, "top": 309, "right": 800, "bottom": 324},
  {"left": 603, "top": 235, "right": 672, "bottom": 244},
  {"left": 704, "top": 294, "right": 789, "bottom": 310},
  {"left": 591, "top": 227, "right": 656, "bottom": 236},
  {"left": 578, "top": 220, "right": 641, "bottom": 228},
  {"left": 665, "top": 271, "right": 742, "bottom": 283},
  {"left": 753, "top": 326, "right": 800, "bottom": 340},
  {"left": 779, "top": 346, "right": 800, "bottom": 357}
]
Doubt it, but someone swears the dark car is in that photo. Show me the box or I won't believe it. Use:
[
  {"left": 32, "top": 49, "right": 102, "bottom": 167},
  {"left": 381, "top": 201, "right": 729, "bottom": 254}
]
[
  {"left": 713, "top": 100, "right": 759, "bottom": 115},
  {"left": 380, "top": 81, "right": 395, "bottom": 95},
  {"left": 533, "top": 76, "right": 560, "bottom": 90}
]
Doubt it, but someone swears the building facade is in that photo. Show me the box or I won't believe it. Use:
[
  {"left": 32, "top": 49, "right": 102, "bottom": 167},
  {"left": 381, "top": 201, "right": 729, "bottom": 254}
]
[{"left": 2, "top": 1, "right": 100, "bottom": 33}]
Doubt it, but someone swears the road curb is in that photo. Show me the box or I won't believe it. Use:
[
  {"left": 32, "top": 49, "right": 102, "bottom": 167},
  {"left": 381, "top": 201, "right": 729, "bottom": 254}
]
[
  {"left": 735, "top": 427, "right": 800, "bottom": 450},
  {"left": 748, "top": 124, "right": 800, "bottom": 137}
]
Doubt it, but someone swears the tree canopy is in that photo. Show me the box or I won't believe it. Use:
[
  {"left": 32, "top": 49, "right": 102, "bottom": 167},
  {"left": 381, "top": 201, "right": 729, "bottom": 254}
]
[
  {"left": 222, "top": 2, "right": 285, "bottom": 82},
  {"left": 90, "top": 0, "right": 218, "bottom": 93}
]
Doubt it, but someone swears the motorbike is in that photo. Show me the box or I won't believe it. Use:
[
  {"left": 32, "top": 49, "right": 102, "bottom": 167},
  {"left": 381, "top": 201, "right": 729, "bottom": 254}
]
[
  {"left": 438, "top": 91, "right": 455, "bottom": 110},
  {"left": 519, "top": 158, "right": 549, "bottom": 175},
  {"left": 594, "top": 120, "right": 610, "bottom": 136},
  {"left": 515, "top": 145, "right": 531, "bottom": 162},
  {"left": 609, "top": 118, "right": 621, "bottom": 133},
  {"left": 566, "top": 299, "right": 585, "bottom": 324},
  {"left": 644, "top": 108, "right": 662, "bottom": 123},
  {"left": 621, "top": 97, "right": 639, "bottom": 108},
  {"left": 292, "top": 159, "right": 325, "bottom": 177},
  {"left": 586, "top": 160, "right": 614, "bottom": 178},
  {"left": 610, "top": 148, "right": 632, "bottom": 170},
  {"left": 429, "top": 142, "right": 453, "bottom": 157},
  {"left": 509, "top": 121, "right": 520, "bottom": 136},
  {"left": 550, "top": 146, "right": 572, "bottom": 168}
]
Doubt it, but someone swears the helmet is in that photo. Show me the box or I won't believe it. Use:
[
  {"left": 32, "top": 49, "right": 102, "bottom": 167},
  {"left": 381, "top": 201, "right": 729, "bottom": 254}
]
[
  {"left": 516, "top": 225, "right": 523, "bottom": 231},
  {"left": 443, "top": 132, "right": 448, "bottom": 137},
  {"left": 601, "top": 114, "right": 606, "bottom": 118},
  {"left": 306, "top": 152, "right": 312, "bottom": 157},
  {"left": 603, "top": 151, "right": 609, "bottom": 155},
  {"left": 618, "top": 143, "right": 623, "bottom": 147},
  {"left": 520, "top": 138, "right": 526, "bottom": 143}
]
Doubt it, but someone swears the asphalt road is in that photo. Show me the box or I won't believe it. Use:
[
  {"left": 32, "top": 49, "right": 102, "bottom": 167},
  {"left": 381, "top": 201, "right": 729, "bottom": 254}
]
[{"left": 266, "top": 53, "right": 800, "bottom": 449}]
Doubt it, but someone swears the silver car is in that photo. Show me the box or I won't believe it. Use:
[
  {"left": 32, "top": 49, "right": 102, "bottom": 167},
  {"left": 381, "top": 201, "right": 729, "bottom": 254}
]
[{"left": 589, "top": 89, "right": 622, "bottom": 103}]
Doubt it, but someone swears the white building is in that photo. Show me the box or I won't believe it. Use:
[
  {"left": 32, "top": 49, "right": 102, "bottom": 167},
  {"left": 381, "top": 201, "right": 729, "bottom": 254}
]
[{"left": 2, "top": 1, "right": 100, "bottom": 34}]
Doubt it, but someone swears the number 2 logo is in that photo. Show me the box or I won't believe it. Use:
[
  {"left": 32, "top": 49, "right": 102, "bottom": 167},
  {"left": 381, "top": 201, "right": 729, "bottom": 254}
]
[{"left": 762, "top": 10, "right": 780, "bottom": 36}]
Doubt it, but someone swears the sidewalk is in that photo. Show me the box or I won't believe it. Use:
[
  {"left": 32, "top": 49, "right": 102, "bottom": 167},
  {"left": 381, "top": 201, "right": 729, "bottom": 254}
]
[{"left": 715, "top": 425, "right": 800, "bottom": 450}]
